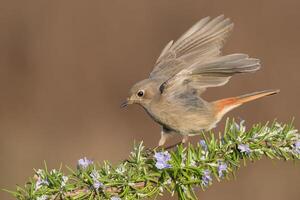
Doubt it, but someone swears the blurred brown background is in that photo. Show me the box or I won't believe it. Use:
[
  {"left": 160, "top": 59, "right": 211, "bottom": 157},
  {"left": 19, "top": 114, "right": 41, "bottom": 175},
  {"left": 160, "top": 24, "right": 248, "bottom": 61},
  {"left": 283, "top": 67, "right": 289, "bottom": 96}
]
[{"left": 1, "top": 0, "right": 300, "bottom": 199}]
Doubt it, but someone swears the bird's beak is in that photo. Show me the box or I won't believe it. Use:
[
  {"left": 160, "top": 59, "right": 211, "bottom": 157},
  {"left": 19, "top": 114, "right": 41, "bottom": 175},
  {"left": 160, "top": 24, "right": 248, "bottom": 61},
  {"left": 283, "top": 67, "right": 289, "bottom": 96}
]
[
  {"left": 121, "top": 98, "right": 132, "bottom": 108},
  {"left": 120, "top": 100, "right": 128, "bottom": 108}
]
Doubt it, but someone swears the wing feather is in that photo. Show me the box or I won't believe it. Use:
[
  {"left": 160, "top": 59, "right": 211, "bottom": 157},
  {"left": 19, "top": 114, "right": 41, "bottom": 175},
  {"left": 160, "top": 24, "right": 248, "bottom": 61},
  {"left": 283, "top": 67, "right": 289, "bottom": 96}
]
[
  {"left": 150, "top": 15, "right": 234, "bottom": 79},
  {"left": 149, "top": 15, "right": 260, "bottom": 103},
  {"left": 156, "top": 40, "right": 173, "bottom": 64},
  {"left": 170, "top": 15, "right": 232, "bottom": 57},
  {"left": 160, "top": 54, "right": 260, "bottom": 96}
]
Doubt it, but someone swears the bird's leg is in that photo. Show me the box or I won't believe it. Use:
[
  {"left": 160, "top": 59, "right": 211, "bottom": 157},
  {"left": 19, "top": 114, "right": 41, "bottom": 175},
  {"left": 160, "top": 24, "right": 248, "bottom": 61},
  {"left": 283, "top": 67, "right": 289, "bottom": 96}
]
[
  {"left": 146, "top": 128, "right": 187, "bottom": 154},
  {"left": 158, "top": 131, "right": 171, "bottom": 146},
  {"left": 182, "top": 135, "right": 189, "bottom": 144},
  {"left": 145, "top": 128, "right": 172, "bottom": 155}
]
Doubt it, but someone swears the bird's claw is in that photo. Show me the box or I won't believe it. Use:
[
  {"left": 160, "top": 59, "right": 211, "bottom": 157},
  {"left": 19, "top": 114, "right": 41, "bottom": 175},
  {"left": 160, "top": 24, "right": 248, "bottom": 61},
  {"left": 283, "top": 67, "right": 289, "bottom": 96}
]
[
  {"left": 164, "top": 142, "right": 183, "bottom": 150},
  {"left": 145, "top": 147, "right": 155, "bottom": 156},
  {"left": 144, "top": 142, "right": 183, "bottom": 156}
]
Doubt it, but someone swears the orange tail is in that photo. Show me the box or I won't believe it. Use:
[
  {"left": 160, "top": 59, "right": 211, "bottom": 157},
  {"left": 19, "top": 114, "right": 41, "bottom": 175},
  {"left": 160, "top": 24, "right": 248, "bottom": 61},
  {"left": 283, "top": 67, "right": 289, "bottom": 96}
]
[{"left": 213, "top": 89, "right": 279, "bottom": 119}]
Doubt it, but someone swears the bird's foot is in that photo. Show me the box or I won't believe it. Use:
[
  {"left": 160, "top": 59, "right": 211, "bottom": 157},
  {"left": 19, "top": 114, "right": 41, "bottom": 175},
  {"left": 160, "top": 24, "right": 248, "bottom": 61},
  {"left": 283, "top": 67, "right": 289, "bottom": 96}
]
[
  {"left": 145, "top": 147, "right": 154, "bottom": 155},
  {"left": 144, "top": 146, "right": 160, "bottom": 156},
  {"left": 164, "top": 142, "right": 183, "bottom": 150},
  {"left": 144, "top": 142, "right": 184, "bottom": 156}
]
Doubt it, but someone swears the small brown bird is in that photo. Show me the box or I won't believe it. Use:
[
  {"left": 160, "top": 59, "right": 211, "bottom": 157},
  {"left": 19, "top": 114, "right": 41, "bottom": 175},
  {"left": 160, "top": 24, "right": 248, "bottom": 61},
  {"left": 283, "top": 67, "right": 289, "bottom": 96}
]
[{"left": 121, "top": 15, "right": 279, "bottom": 147}]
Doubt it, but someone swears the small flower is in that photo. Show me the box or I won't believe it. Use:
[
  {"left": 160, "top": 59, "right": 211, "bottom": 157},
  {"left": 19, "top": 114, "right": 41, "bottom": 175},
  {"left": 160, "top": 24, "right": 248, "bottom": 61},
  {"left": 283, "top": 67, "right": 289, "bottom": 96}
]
[
  {"left": 90, "top": 169, "right": 100, "bottom": 180},
  {"left": 35, "top": 177, "right": 49, "bottom": 191},
  {"left": 155, "top": 160, "right": 171, "bottom": 169},
  {"left": 111, "top": 196, "right": 121, "bottom": 200},
  {"left": 217, "top": 162, "right": 227, "bottom": 178},
  {"left": 200, "top": 155, "right": 206, "bottom": 161},
  {"left": 154, "top": 151, "right": 171, "bottom": 169},
  {"left": 37, "top": 195, "right": 48, "bottom": 200},
  {"left": 35, "top": 168, "right": 49, "bottom": 191},
  {"left": 164, "top": 178, "right": 172, "bottom": 185},
  {"left": 93, "top": 180, "right": 103, "bottom": 190},
  {"left": 77, "top": 157, "right": 93, "bottom": 169},
  {"left": 115, "top": 165, "right": 126, "bottom": 174},
  {"left": 199, "top": 140, "right": 208, "bottom": 151},
  {"left": 190, "top": 158, "right": 197, "bottom": 167},
  {"left": 238, "top": 144, "right": 251, "bottom": 155},
  {"left": 90, "top": 170, "right": 103, "bottom": 190},
  {"left": 252, "top": 132, "right": 259, "bottom": 139},
  {"left": 61, "top": 176, "right": 68, "bottom": 187},
  {"left": 159, "top": 186, "right": 164, "bottom": 192},
  {"left": 36, "top": 169, "right": 44, "bottom": 176},
  {"left": 293, "top": 141, "right": 300, "bottom": 154},
  {"left": 181, "top": 185, "right": 188, "bottom": 193},
  {"left": 154, "top": 151, "right": 171, "bottom": 161},
  {"left": 190, "top": 175, "right": 196, "bottom": 181},
  {"left": 201, "top": 169, "right": 212, "bottom": 186}
]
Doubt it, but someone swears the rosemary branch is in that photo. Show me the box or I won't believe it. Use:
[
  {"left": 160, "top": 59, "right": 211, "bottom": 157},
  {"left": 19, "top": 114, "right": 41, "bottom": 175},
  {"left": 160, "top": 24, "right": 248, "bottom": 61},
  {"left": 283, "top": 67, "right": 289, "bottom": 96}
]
[{"left": 5, "top": 119, "right": 300, "bottom": 200}]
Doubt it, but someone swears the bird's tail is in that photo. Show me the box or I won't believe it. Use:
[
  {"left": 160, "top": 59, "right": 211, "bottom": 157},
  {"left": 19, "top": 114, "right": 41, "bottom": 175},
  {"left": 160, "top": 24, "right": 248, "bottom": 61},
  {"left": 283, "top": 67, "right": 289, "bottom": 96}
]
[{"left": 212, "top": 89, "right": 279, "bottom": 119}]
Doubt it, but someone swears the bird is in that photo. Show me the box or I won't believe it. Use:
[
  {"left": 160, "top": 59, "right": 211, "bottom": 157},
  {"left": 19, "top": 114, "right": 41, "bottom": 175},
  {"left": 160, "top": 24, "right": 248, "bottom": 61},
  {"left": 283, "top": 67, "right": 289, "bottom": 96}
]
[{"left": 121, "top": 15, "right": 279, "bottom": 147}]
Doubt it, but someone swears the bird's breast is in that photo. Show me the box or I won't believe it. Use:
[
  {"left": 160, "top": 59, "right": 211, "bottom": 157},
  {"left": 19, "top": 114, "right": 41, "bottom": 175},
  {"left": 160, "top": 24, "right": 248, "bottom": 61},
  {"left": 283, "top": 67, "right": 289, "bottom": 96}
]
[{"left": 145, "top": 98, "right": 216, "bottom": 134}]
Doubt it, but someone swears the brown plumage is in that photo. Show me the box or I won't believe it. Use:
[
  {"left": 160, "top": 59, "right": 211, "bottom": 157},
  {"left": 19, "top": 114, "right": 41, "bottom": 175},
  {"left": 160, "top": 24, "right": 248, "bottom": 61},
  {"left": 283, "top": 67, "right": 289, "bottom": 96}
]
[{"left": 121, "top": 15, "right": 279, "bottom": 147}]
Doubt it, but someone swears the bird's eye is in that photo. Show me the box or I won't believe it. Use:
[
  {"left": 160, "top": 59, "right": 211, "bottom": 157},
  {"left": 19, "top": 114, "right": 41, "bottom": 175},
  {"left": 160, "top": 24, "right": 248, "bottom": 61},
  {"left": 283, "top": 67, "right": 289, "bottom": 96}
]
[{"left": 137, "top": 90, "right": 144, "bottom": 97}]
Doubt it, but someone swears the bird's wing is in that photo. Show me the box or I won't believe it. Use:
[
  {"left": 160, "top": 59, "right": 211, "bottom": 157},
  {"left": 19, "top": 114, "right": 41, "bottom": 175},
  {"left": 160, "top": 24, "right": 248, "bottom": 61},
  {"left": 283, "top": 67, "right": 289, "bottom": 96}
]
[
  {"left": 150, "top": 15, "right": 234, "bottom": 80},
  {"left": 159, "top": 54, "right": 260, "bottom": 98}
]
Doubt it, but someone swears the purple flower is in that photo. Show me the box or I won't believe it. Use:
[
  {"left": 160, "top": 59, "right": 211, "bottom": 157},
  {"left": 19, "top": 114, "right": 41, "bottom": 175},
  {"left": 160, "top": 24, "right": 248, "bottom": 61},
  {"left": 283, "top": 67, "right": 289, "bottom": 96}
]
[
  {"left": 201, "top": 169, "right": 212, "bottom": 186},
  {"left": 111, "top": 197, "right": 121, "bottom": 200},
  {"left": 90, "top": 170, "right": 103, "bottom": 189},
  {"left": 238, "top": 144, "right": 251, "bottom": 155},
  {"left": 77, "top": 157, "right": 93, "bottom": 169},
  {"left": 293, "top": 141, "right": 300, "bottom": 154},
  {"left": 199, "top": 140, "right": 208, "bottom": 151},
  {"left": 93, "top": 180, "right": 103, "bottom": 190},
  {"left": 217, "top": 162, "right": 227, "bottom": 178},
  {"left": 35, "top": 169, "right": 49, "bottom": 191},
  {"left": 155, "top": 161, "right": 171, "bottom": 169},
  {"left": 154, "top": 151, "right": 171, "bottom": 161},
  {"left": 154, "top": 151, "right": 171, "bottom": 169},
  {"left": 35, "top": 177, "right": 49, "bottom": 191}
]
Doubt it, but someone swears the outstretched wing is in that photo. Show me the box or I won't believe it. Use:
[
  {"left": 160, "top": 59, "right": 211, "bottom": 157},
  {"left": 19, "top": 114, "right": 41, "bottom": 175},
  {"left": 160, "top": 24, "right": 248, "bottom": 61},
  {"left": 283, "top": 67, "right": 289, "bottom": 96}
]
[
  {"left": 149, "top": 15, "right": 260, "bottom": 100},
  {"left": 159, "top": 54, "right": 260, "bottom": 97},
  {"left": 150, "top": 15, "right": 234, "bottom": 80}
]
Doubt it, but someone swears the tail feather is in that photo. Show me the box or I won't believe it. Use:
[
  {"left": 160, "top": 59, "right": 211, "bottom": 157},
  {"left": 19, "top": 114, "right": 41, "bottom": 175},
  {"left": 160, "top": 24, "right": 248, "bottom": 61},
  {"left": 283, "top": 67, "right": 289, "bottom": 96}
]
[
  {"left": 235, "top": 89, "right": 280, "bottom": 104},
  {"left": 213, "top": 89, "right": 280, "bottom": 119}
]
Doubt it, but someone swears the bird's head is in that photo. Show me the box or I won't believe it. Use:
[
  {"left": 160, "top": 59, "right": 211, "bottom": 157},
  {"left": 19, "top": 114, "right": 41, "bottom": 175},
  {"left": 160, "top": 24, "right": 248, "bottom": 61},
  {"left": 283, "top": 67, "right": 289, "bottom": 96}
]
[{"left": 121, "top": 79, "right": 160, "bottom": 108}]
